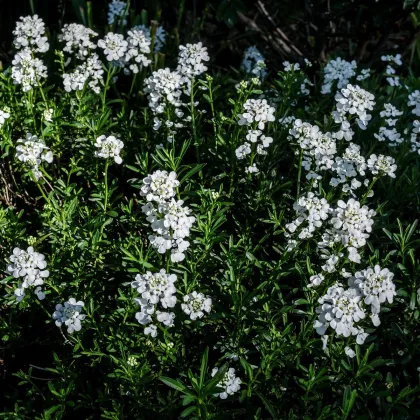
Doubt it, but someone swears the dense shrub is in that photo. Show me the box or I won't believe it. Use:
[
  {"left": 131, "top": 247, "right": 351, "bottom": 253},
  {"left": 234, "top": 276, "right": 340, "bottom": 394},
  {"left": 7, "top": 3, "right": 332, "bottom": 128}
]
[{"left": 1, "top": 2, "right": 420, "bottom": 419}]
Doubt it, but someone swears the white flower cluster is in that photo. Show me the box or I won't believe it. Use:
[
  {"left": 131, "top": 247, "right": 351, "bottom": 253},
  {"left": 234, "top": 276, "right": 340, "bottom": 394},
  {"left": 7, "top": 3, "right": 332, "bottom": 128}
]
[
  {"left": 356, "top": 68, "right": 371, "bottom": 81},
  {"left": 11, "top": 49, "right": 48, "bottom": 92},
  {"left": 410, "top": 120, "right": 420, "bottom": 154},
  {"left": 381, "top": 54, "right": 402, "bottom": 87},
  {"left": 373, "top": 103, "right": 403, "bottom": 147},
  {"left": 52, "top": 298, "right": 85, "bottom": 334},
  {"left": 211, "top": 367, "right": 242, "bottom": 399},
  {"left": 98, "top": 32, "right": 128, "bottom": 62},
  {"left": 334, "top": 84, "right": 375, "bottom": 130},
  {"left": 140, "top": 170, "right": 180, "bottom": 202},
  {"left": 131, "top": 269, "right": 177, "bottom": 337},
  {"left": 140, "top": 171, "right": 195, "bottom": 262},
  {"left": 241, "top": 46, "right": 267, "bottom": 80},
  {"left": 323, "top": 198, "right": 376, "bottom": 265},
  {"left": 94, "top": 135, "right": 124, "bottom": 164},
  {"left": 144, "top": 43, "right": 208, "bottom": 141},
  {"left": 13, "top": 15, "right": 49, "bottom": 53},
  {"left": 58, "top": 23, "right": 98, "bottom": 61},
  {"left": 314, "top": 265, "right": 396, "bottom": 345},
  {"left": 134, "top": 24, "right": 166, "bottom": 52},
  {"left": 62, "top": 53, "right": 104, "bottom": 94},
  {"left": 124, "top": 28, "right": 151, "bottom": 74},
  {"left": 6, "top": 247, "right": 49, "bottom": 302},
  {"left": 285, "top": 192, "right": 330, "bottom": 243},
  {"left": 181, "top": 291, "right": 212, "bottom": 320},
  {"left": 15, "top": 133, "right": 53, "bottom": 179},
  {"left": 367, "top": 154, "right": 397, "bottom": 178},
  {"left": 235, "top": 99, "right": 275, "bottom": 171},
  {"left": 321, "top": 58, "right": 357, "bottom": 94},
  {"left": 108, "top": 0, "right": 128, "bottom": 26},
  {"left": 408, "top": 90, "right": 420, "bottom": 117},
  {"left": 177, "top": 42, "right": 209, "bottom": 79},
  {"left": 11, "top": 15, "right": 49, "bottom": 91},
  {"left": 0, "top": 109, "right": 11, "bottom": 128}
]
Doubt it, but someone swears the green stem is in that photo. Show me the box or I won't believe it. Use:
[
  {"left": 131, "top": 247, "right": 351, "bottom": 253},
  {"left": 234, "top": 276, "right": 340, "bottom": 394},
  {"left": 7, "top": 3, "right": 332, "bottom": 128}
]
[
  {"left": 104, "top": 160, "right": 110, "bottom": 212},
  {"left": 296, "top": 148, "right": 303, "bottom": 200}
]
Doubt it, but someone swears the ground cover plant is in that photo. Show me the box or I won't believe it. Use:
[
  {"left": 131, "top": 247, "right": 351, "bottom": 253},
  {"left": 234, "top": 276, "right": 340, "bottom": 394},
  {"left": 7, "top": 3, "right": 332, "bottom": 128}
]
[{"left": 1, "top": 1, "right": 420, "bottom": 419}]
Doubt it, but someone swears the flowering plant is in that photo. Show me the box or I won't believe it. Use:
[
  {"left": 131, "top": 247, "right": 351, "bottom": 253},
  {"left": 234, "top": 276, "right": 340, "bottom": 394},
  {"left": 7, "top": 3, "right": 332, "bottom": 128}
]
[{"left": 1, "top": 4, "right": 420, "bottom": 419}]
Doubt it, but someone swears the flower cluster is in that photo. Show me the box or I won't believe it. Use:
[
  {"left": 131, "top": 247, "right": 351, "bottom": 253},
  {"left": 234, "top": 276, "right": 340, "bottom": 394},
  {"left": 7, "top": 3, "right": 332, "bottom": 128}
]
[
  {"left": 374, "top": 104, "right": 403, "bottom": 146},
  {"left": 131, "top": 269, "right": 177, "bottom": 337},
  {"left": 134, "top": 24, "right": 166, "bottom": 52},
  {"left": 6, "top": 247, "right": 49, "bottom": 301},
  {"left": 94, "top": 135, "right": 124, "bottom": 164},
  {"left": 62, "top": 53, "right": 104, "bottom": 94},
  {"left": 52, "top": 298, "right": 85, "bottom": 334},
  {"left": 141, "top": 171, "right": 195, "bottom": 262},
  {"left": 334, "top": 84, "right": 375, "bottom": 130},
  {"left": 410, "top": 120, "right": 420, "bottom": 154},
  {"left": 381, "top": 54, "right": 402, "bottom": 87},
  {"left": 314, "top": 265, "right": 396, "bottom": 345},
  {"left": 144, "top": 43, "right": 208, "bottom": 141},
  {"left": 177, "top": 42, "right": 209, "bottom": 79},
  {"left": 11, "top": 15, "right": 49, "bottom": 91},
  {"left": 236, "top": 99, "right": 275, "bottom": 172},
  {"left": 13, "top": 15, "right": 49, "bottom": 53},
  {"left": 321, "top": 58, "right": 357, "bottom": 94},
  {"left": 108, "top": 0, "right": 128, "bottom": 26},
  {"left": 408, "top": 90, "right": 420, "bottom": 117},
  {"left": 11, "top": 49, "right": 48, "bottom": 92},
  {"left": 98, "top": 32, "right": 128, "bottom": 62},
  {"left": 241, "top": 46, "right": 267, "bottom": 80},
  {"left": 181, "top": 291, "right": 212, "bottom": 320},
  {"left": 124, "top": 28, "right": 151, "bottom": 74},
  {"left": 285, "top": 192, "right": 330, "bottom": 245},
  {"left": 15, "top": 133, "right": 53, "bottom": 179},
  {"left": 367, "top": 154, "right": 397, "bottom": 178},
  {"left": 58, "top": 23, "right": 98, "bottom": 61},
  {"left": 211, "top": 367, "right": 242, "bottom": 399}
]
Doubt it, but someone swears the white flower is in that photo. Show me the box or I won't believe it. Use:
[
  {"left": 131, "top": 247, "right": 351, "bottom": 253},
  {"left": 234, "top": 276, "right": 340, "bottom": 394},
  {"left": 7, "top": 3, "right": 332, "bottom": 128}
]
[
  {"left": 144, "top": 324, "right": 157, "bottom": 337},
  {"left": 11, "top": 49, "right": 48, "bottom": 92},
  {"left": 241, "top": 46, "right": 267, "bottom": 80},
  {"left": 94, "top": 135, "right": 124, "bottom": 164},
  {"left": 238, "top": 99, "right": 275, "bottom": 130},
  {"left": 314, "top": 282, "right": 366, "bottom": 338},
  {"left": 144, "top": 68, "right": 184, "bottom": 114},
  {"left": 124, "top": 28, "right": 151, "bottom": 74},
  {"left": 235, "top": 143, "right": 251, "bottom": 159},
  {"left": 334, "top": 84, "right": 375, "bottom": 130},
  {"left": 381, "top": 54, "right": 402, "bottom": 66},
  {"left": 140, "top": 170, "right": 179, "bottom": 203},
  {"left": 349, "top": 265, "right": 396, "bottom": 315},
  {"left": 410, "top": 120, "right": 420, "bottom": 154},
  {"left": 0, "top": 109, "right": 10, "bottom": 128},
  {"left": 16, "top": 133, "right": 53, "bottom": 179},
  {"left": 367, "top": 154, "right": 397, "bottom": 178},
  {"left": 156, "top": 311, "right": 175, "bottom": 327},
  {"left": 181, "top": 291, "right": 212, "bottom": 320},
  {"left": 177, "top": 42, "right": 209, "bottom": 78},
  {"left": 321, "top": 58, "right": 357, "bottom": 94},
  {"left": 62, "top": 53, "right": 104, "bottom": 94},
  {"left": 7, "top": 246, "right": 49, "bottom": 302},
  {"left": 345, "top": 346, "right": 356, "bottom": 358},
  {"left": 131, "top": 269, "right": 177, "bottom": 309},
  {"left": 283, "top": 61, "right": 300, "bottom": 72},
  {"left": 52, "top": 298, "right": 85, "bottom": 334},
  {"left": 98, "top": 33, "right": 128, "bottom": 61},
  {"left": 108, "top": 0, "right": 128, "bottom": 25},
  {"left": 245, "top": 164, "right": 259, "bottom": 174},
  {"left": 308, "top": 273, "right": 325, "bottom": 288},
  {"left": 13, "top": 15, "right": 49, "bottom": 53},
  {"left": 408, "top": 90, "right": 420, "bottom": 116},
  {"left": 58, "top": 23, "right": 97, "bottom": 60},
  {"left": 211, "top": 367, "right": 242, "bottom": 399}
]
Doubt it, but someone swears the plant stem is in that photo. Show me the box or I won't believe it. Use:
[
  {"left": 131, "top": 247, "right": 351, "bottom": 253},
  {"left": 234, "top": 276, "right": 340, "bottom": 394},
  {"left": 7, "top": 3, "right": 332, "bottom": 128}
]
[{"left": 104, "top": 160, "right": 110, "bottom": 212}]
